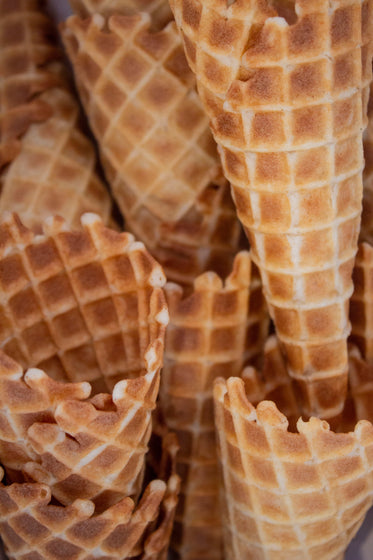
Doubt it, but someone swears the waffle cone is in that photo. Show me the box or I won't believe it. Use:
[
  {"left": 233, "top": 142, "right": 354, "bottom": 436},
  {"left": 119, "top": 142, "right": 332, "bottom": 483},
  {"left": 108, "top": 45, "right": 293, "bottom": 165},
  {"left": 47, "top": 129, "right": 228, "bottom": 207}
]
[
  {"left": 0, "top": 213, "right": 168, "bottom": 391},
  {"left": 0, "top": 0, "right": 63, "bottom": 169},
  {"left": 160, "top": 252, "right": 269, "bottom": 559},
  {"left": 171, "top": 0, "right": 373, "bottom": 418},
  {"left": 23, "top": 360, "right": 161, "bottom": 511},
  {"left": 361, "top": 79, "right": 373, "bottom": 243},
  {"left": 123, "top": 175, "right": 243, "bottom": 285},
  {"left": 214, "top": 375, "right": 373, "bottom": 560},
  {"left": 0, "top": 87, "right": 114, "bottom": 231},
  {"left": 0, "top": 351, "right": 91, "bottom": 478},
  {"left": 62, "top": 12, "right": 220, "bottom": 223},
  {"left": 69, "top": 0, "right": 173, "bottom": 30},
  {"left": 350, "top": 242, "right": 373, "bottom": 364},
  {"left": 0, "top": 432, "right": 180, "bottom": 560}
]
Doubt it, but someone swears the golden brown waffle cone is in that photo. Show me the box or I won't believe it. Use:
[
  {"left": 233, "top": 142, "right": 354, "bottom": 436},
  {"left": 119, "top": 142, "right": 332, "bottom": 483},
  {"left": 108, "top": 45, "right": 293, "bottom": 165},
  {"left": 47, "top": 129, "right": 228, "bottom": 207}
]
[
  {"left": 0, "top": 433, "right": 180, "bottom": 560},
  {"left": 171, "top": 0, "right": 373, "bottom": 419},
  {"left": 22, "top": 366, "right": 160, "bottom": 512},
  {"left": 123, "top": 177, "right": 243, "bottom": 286},
  {"left": 0, "top": 87, "right": 114, "bottom": 231},
  {"left": 0, "top": 0, "right": 63, "bottom": 168},
  {"left": 160, "top": 251, "right": 269, "bottom": 559},
  {"left": 0, "top": 350, "right": 91, "bottom": 479},
  {"left": 0, "top": 213, "right": 168, "bottom": 392},
  {"left": 361, "top": 78, "right": 373, "bottom": 243},
  {"left": 62, "top": 12, "right": 220, "bottom": 223},
  {"left": 214, "top": 376, "right": 373, "bottom": 560},
  {"left": 350, "top": 242, "right": 373, "bottom": 364},
  {"left": 69, "top": 0, "right": 173, "bottom": 30}
]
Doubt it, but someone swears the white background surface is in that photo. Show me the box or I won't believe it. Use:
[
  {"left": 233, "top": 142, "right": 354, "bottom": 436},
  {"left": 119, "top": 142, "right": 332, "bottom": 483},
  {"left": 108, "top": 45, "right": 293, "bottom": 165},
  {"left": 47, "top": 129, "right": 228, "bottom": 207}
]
[{"left": 1, "top": 1, "right": 369, "bottom": 558}]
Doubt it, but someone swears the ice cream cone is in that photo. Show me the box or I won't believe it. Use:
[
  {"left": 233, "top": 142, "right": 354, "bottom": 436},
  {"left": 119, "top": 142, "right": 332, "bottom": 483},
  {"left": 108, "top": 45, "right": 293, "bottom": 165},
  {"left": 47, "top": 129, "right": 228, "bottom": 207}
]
[
  {"left": 62, "top": 11, "right": 220, "bottom": 223},
  {"left": 160, "top": 251, "right": 269, "bottom": 559},
  {"left": 0, "top": 2, "right": 114, "bottom": 230},
  {"left": 171, "top": 0, "right": 373, "bottom": 419},
  {"left": 0, "top": 0, "right": 63, "bottom": 169},
  {"left": 214, "top": 375, "right": 373, "bottom": 560},
  {"left": 0, "top": 350, "right": 91, "bottom": 479},
  {"left": 23, "top": 363, "right": 161, "bottom": 511},
  {"left": 0, "top": 432, "right": 180, "bottom": 560},
  {"left": 0, "top": 87, "right": 114, "bottom": 231},
  {"left": 0, "top": 213, "right": 168, "bottom": 392},
  {"left": 123, "top": 176, "right": 243, "bottom": 286}
]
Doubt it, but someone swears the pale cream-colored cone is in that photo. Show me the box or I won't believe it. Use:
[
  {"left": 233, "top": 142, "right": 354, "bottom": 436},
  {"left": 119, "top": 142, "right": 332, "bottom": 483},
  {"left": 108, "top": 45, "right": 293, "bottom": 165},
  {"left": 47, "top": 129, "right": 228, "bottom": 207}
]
[
  {"left": 62, "top": 12, "right": 220, "bottom": 223},
  {"left": 214, "top": 375, "right": 373, "bottom": 560},
  {"left": 171, "top": 0, "right": 373, "bottom": 419}
]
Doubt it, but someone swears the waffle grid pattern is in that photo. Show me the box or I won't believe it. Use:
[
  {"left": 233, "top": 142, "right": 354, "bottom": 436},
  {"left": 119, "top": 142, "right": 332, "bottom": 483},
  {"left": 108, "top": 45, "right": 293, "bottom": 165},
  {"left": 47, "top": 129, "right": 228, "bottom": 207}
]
[
  {"left": 171, "top": 0, "right": 373, "bottom": 417},
  {"left": 0, "top": 468, "right": 177, "bottom": 560},
  {"left": 62, "top": 13, "right": 220, "bottom": 222},
  {"left": 350, "top": 242, "right": 373, "bottom": 364},
  {"left": 0, "top": 213, "right": 167, "bottom": 391},
  {"left": 0, "top": 0, "right": 62, "bottom": 166},
  {"left": 160, "top": 252, "right": 252, "bottom": 559},
  {"left": 70, "top": 0, "right": 173, "bottom": 30},
  {"left": 0, "top": 87, "right": 113, "bottom": 230},
  {"left": 124, "top": 179, "right": 243, "bottom": 286},
  {"left": 22, "top": 368, "right": 160, "bottom": 511},
  {"left": 0, "top": 351, "right": 91, "bottom": 476},
  {"left": 214, "top": 377, "right": 373, "bottom": 560}
]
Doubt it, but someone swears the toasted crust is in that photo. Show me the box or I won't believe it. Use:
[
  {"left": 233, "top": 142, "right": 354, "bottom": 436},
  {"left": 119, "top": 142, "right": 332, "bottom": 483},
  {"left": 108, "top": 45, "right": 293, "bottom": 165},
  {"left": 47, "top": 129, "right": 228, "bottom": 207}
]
[
  {"left": 161, "top": 252, "right": 257, "bottom": 558},
  {"left": 62, "top": 12, "right": 220, "bottom": 222},
  {"left": 171, "top": 0, "right": 373, "bottom": 418},
  {"left": 0, "top": 432, "right": 180, "bottom": 560},
  {"left": 70, "top": 0, "right": 173, "bottom": 30},
  {"left": 0, "top": 213, "right": 168, "bottom": 390},
  {"left": 214, "top": 374, "right": 373, "bottom": 560},
  {"left": 0, "top": 0, "right": 63, "bottom": 168}
]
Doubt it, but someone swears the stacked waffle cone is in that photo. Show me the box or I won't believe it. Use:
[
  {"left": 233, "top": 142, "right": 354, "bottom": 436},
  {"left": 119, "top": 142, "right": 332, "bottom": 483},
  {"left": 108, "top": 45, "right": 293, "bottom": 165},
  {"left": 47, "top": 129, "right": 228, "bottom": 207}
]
[
  {"left": 0, "top": 0, "right": 373, "bottom": 559},
  {"left": 0, "top": 213, "right": 180, "bottom": 559}
]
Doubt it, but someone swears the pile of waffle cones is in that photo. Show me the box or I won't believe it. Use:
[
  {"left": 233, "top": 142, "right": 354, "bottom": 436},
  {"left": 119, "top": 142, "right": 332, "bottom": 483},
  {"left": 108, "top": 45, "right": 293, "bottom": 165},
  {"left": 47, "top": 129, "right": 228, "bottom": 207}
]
[{"left": 0, "top": 0, "right": 373, "bottom": 559}]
